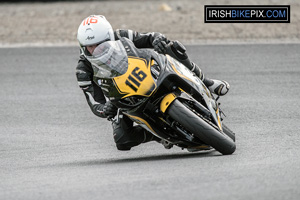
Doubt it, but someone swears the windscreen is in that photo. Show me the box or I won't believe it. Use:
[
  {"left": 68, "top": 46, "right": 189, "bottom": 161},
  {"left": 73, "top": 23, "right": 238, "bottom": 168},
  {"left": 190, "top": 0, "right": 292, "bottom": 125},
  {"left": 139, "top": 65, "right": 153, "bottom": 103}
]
[{"left": 84, "top": 40, "right": 128, "bottom": 78}]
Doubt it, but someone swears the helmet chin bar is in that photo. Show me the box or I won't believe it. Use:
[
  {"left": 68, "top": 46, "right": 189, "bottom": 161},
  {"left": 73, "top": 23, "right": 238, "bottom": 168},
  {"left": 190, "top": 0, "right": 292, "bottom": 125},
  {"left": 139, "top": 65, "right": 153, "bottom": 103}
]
[{"left": 79, "top": 45, "right": 90, "bottom": 57}]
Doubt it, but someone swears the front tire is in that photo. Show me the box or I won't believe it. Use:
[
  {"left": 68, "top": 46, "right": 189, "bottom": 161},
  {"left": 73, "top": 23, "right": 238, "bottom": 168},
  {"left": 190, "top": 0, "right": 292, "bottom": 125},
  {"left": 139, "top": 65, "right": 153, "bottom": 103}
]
[{"left": 167, "top": 100, "right": 236, "bottom": 155}]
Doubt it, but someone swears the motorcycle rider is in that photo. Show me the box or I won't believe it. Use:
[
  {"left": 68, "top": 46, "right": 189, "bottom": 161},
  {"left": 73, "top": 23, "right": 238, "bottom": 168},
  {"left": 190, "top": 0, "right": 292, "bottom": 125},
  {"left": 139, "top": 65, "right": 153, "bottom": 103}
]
[{"left": 76, "top": 15, "right": 230, "bottom": 151}]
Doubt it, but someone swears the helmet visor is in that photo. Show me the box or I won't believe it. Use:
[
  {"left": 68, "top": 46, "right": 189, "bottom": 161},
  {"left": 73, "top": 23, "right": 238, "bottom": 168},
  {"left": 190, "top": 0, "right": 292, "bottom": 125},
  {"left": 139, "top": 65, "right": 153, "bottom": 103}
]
[{"left": 84, "top": 40, "right": 128, "bottom": 78}]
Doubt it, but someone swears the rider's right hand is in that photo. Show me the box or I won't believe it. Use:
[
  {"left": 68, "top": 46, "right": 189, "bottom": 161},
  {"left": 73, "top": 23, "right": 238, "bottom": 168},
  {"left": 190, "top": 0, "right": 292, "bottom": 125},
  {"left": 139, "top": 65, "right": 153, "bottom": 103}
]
[{"left": 103, "top": 101, "right": 118, "bottom": 119}]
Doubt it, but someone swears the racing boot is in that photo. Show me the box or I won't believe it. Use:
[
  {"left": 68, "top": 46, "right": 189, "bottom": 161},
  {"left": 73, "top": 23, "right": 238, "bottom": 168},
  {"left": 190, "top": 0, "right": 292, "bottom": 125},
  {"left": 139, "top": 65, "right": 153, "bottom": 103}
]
[
  {"left": 189, "top": 62, "right": 230, "bottom": 96},
  {"left": 203, "top": 78, "right": 230, "bottom": 96}
]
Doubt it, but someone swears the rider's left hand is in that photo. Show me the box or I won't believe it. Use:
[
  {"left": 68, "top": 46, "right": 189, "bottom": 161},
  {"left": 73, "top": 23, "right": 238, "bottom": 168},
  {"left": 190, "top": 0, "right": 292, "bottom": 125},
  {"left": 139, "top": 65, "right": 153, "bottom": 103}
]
[
  {"left": 103, "top": 101, "right": 118, "bottom": 119},
  {"left": 153, "top": 35, "right": 170, "bottom": 54}
]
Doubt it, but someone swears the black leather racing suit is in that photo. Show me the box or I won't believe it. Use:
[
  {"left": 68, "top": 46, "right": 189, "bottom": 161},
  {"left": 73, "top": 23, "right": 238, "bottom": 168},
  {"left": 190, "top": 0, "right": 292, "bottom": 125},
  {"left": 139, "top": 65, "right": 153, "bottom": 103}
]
[{"left": 76, "top": 29, "right": 162, "bottom": 150}]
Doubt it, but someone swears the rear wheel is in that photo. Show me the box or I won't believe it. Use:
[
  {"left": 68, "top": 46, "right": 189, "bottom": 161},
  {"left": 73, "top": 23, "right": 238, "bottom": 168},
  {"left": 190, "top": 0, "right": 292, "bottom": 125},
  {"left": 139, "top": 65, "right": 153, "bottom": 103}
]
[{"left": 167, "top": 99, "right": 236, "bottom": 155}]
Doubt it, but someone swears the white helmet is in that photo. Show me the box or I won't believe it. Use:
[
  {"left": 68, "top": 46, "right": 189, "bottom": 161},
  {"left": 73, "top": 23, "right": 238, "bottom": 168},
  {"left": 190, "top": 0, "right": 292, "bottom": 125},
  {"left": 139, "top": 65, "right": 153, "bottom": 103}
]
[{"left": 77, "top": 15, "right": 115, "bottom": 53}]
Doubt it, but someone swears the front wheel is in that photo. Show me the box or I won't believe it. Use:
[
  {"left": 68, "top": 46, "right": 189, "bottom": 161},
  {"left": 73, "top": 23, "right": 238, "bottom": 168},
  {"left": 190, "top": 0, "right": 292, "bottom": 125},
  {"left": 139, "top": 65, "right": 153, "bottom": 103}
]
[{"left": 167, "top": 100, "right": 236, "bottom": 155}]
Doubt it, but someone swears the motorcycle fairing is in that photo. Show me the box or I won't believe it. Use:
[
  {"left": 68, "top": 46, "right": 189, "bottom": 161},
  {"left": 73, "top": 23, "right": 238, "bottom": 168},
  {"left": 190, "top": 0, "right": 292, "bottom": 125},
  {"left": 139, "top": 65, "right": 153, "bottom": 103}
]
[{"left": 165, "top": 56, "right": 223, "bottom": 131}]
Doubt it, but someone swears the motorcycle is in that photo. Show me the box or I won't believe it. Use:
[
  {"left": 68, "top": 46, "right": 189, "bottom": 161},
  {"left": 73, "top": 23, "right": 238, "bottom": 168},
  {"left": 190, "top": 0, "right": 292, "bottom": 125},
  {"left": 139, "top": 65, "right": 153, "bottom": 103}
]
[{"left": 84, "top": 38, "right": 236, "bottom": 155}]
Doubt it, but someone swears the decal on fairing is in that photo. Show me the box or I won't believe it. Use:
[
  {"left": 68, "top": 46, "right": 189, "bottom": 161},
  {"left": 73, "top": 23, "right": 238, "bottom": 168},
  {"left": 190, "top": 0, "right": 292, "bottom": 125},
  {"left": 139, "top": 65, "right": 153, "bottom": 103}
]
[{"left": 113, "top": 57, "right": 157, "bottom": 98}]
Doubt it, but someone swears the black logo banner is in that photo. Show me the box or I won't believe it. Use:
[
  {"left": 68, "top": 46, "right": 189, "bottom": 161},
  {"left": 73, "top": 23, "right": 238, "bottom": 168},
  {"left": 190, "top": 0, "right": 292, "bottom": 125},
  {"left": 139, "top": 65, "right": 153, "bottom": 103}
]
[{"left": 204, "top": 5, "right": 290, "bottom": 23}]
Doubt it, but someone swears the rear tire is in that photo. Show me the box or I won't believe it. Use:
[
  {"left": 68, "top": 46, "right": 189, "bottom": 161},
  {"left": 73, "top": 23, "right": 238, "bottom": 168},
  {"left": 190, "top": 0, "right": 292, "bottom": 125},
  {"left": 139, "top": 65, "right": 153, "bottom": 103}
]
[{"left": 167, "top": 100, "right": 236, "bottom": 155}]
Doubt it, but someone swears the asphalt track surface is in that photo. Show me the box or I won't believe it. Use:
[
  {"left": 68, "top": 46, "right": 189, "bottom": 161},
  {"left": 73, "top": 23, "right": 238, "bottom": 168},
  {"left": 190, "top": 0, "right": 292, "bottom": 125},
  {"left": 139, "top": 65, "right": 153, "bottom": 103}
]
[{"left": 1, "top": 44, "right": 300, "bottom": 200}]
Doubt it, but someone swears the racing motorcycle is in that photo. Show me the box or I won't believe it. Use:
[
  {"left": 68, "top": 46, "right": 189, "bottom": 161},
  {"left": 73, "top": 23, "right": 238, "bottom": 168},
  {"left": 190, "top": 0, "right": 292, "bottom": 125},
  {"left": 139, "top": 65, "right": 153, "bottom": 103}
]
[{"left": 85, "top": 38, "right": 236, "bottom": 155}]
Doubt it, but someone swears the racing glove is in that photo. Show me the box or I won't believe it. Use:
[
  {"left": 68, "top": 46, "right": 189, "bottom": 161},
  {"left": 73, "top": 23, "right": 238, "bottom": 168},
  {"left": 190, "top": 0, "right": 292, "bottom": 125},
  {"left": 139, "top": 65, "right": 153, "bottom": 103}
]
[
  {"left": 102, "top": 101, "right": 118, "bottom": 119},
  {"left": 152, "top": 34, "right": 170, "bottom": 54}
]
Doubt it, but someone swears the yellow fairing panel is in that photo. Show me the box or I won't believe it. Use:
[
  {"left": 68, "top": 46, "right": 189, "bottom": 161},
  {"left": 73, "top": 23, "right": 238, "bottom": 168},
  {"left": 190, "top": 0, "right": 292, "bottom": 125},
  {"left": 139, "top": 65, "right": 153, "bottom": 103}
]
[
  {"left": 160, "top": 93, "right": 177, "bottom": 113},
  {"left": 216, "top": 108, "right": 223, "bottom": 131},
  {"left": 113, "top": 57, "right": 156, "bottom": 98}
]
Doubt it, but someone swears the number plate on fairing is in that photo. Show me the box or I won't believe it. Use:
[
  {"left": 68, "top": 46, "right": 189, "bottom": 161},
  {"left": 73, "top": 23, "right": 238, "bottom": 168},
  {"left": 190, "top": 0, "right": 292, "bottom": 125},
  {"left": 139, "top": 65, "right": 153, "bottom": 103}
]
[{"left": 113, "top": 57, "right": 157, "bottom": 98}]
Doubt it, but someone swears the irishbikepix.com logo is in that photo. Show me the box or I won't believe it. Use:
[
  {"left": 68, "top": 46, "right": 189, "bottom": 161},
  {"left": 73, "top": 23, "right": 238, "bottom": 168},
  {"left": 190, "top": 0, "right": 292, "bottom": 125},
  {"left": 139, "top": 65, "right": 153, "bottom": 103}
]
[{"left": 204, "top": 5, "right": 290, "bottom": 23}]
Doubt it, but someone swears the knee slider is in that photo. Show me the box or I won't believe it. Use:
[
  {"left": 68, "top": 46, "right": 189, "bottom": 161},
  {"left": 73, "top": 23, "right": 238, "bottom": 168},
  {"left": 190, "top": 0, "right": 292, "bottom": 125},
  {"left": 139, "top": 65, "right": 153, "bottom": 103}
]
[{"left": 116, "top": 144, "right": 131, "bottom": 151}]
